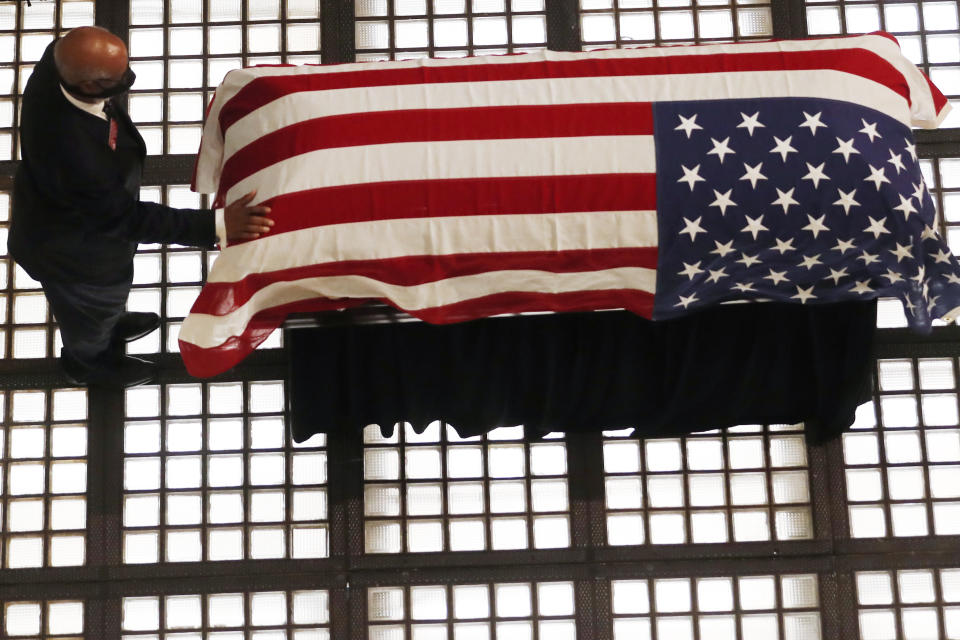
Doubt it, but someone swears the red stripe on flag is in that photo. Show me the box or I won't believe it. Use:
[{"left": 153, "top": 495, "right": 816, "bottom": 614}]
[
  {"left": 189, "top": 246, "right": 661, "bottom": 316},
  {"left": 219, "top": 102, "right": 655, "bottom": 193},
  {"left": 925, "top": 72, "right": 950, "bottom": 114},
  {"left": 180, "top": 289, "right": 656, "bottom": 378},
  {"left": 225, "top": 174, "right": 657, "bottom": 238},
  {"left": 181, "top": 297, "right": 367, "bottom": 378},
  {"left": 219, "top": 49, "right": 911, "bottom": 134}
]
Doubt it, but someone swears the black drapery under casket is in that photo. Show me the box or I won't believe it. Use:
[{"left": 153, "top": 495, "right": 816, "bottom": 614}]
[{"left": 288, "top": 301, "right": 877, "bottom": 445}]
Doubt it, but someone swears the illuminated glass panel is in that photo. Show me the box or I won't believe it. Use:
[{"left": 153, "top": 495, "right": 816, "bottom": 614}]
[
  {"left": 1, "top": 601, "right": 84, "bottom": 639},
  {"left": 0, "top": 0, "right": 95, "bottom": 161},
  {"left": 122, "top": 379, "right": 327, "bottom": 563},
  {"left": 1, "top": 388, "right": 87, "bottom": 569},
  {"left": 610, "top": 573, "right": 822, "bottom": 639},
  {"left": 121, "top": 589, "right": 329, "bottom": 638},
  {"left": 856, "top": 568, "right": 960, "bottom": 640},
  {"left": 580, "top": 0, "right": 773, "bottom": 49},
  {"left": 367, "top": 580, "right": 576, "bottom": 639},
  {"left": 603, "top": 424, "right": 813, "bottom": 545},
  {"left": 363, "top": 423, "right": 571, "bottom": 553},
  {"left": 355, "top": 0, "right": 547, "bottom": 61},
  {"left": 803, "top": 0, "right": 960, "bottom": 128},
  {"left": 128, "top": 0, "right": 321, "bottom": 156},
  {"left": 844, "top": 359, "right": 960, "bottom": 538}
]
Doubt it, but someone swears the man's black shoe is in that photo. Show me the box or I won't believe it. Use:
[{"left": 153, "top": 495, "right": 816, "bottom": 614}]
[
  {"left": 114, "top": 312, "right": 161, "bottom": 343},
  {"left": 61, "top": 353, "right": 157, "bottom": 388}
]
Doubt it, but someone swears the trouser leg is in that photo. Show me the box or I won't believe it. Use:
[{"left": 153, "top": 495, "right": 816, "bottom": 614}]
[{"left": 40, "top": 278, "right": 131, "bottom": 369}]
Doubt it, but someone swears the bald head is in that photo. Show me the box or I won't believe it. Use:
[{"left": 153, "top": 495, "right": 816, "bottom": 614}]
[{"left": 54, "top": 27, "right": 130, "bottom": 101}]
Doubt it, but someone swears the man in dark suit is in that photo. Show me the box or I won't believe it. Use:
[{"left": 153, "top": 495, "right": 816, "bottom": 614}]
[{"left": 10, "top": 26, "right": 273, "bottom": 387}]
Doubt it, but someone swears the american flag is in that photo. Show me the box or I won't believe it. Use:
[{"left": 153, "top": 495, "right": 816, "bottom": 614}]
[{"left": 182, "top": 32, "right": 956, "bottom": 377}]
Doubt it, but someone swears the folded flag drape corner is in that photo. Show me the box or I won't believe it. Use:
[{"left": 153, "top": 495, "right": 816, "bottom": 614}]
[{"left": 184, "top": 31, "right": 954, "bottom": 377}]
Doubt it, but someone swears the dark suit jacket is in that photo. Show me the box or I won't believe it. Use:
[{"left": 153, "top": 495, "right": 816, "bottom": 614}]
[{"left": 10, "top": 41, "right": 216, "bottom": 285}]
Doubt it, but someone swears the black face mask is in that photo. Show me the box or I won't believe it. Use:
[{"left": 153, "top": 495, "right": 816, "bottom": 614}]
[{"left": 60, "top": 66, "right": 136, "bottom": 100}]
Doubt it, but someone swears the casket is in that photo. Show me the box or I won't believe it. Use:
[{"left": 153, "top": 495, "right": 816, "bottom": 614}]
[{"left": 182, "top": 31, "right": 954, "bottom": 377}]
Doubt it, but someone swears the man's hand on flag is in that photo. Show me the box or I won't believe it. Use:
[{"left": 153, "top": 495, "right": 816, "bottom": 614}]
[{"left": 225, "top": 189, "right": 273, "bottom": 242}]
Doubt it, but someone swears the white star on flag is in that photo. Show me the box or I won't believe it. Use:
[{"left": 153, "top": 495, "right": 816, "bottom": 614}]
[
  {"left": 912, "top": 182, "right": 925, "bottom": 202},
  {"left": 832, "top": 238, "right": 857, "bottom": 254},
  {"left": 770, "top": 136, "right": 798, "bottom": 162},
  {"left": 947, "top": 273, "right": 960, "bottom": 285},
  {"left": 858, "top": 119, "right": 882, "bottom": 142},
  {"left": 905, "top": 140, "right": 917, "bottom": 161},
  {"left": 889, "top": 242, "right": 913, "bottom": 262},
  {"left": 773, "top": 237, "right": 796, "bottom": 254},
  {"left": 858, "top": 251, "right": 880, "bottom": 265},
  {"left": 864, "top": 165, "right": 889, "bottom": 190},
  {"left": 933, "top": 248, "right": 953, "bottom": 264},
  {"left": 850, "top": 280, "right": 874, "bottom": 295},
  {"left": 732, "top": 282, "right": 757, "bottom": 292},
  {"left": 799, "top": 254, "right": 823, "bottom": 269},
  {"left": 737, "top": 111, "right": 764, "bottom": 136},
  {"left": 706, "top": 267, "right": 728, "bottom": 284},
  {"left": 914, "top": 265, "right": 926, "bottom": 284},
  {"left": 833, "top": 137, "right": 860, "bottom": 162},
  {"left": 894, "top": 194, "right": 917, "bottom": 219},
  {"left": 826, "top": 267, "right": 848, "bottom": 284},
  {"left": 833, "top": 188, "right": 860, "bottom": 214},
  {"left": 802, "top": 162, "right": 830, "bottom": 188},
  {"left": 741, "top": 214, "right": 769, "bottom": 239},
  {"left": 709, "top": 189, "right": 737, "bottom": 215},
  {"left": 887, "top": 149, "right": 906, "bottom": 174},
  {"left": 676, "top": 293, "right": 699, "bottom": 308},
  {"left": 707, "top": 137, "right": 735, "bottom": 163},
  {"left": 764, "top": 269, "right": 790, "bottom": 284},
  {"left": 679, "top": 216, "right": 708, "bottom": 241},
  {"left": 921, "top": 225, "right": 938, "bottom": 242},
  {"left": 736, "top": 252, "right": 762, "bottom": 267},
  {"left": 791, "top": 286, "right": 816, "bottom": 303},
  {"left": 799, "top": 111, "right": 827, "bottom": 135},
  {"left": 772, "top": 187, "right": 799, "bottom": 214},
  {"left": 677, "top": 164, "right": 706, "bottom": 190},
  {"left": 882, "top": 268, "right": 904, "bottom": 283},
  {"left": 675, "top": 114, "right": 702, "bottom": 138},
  {"left": 802, "top": 214, "right": 830, "bottom": 238},
  {"left": 711, "top": 239, "right": 736, "bottom": 257},
  {"left": 678, "top": 261, "right": 705, "bottom": 279},
  {"left": 740, "top": 162, "right": 767, "bottom": 189}
]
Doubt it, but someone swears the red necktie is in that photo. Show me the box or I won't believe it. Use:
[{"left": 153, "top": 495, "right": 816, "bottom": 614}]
[{"left": 105, "top": 101, "right": 118, "bottom": 151}]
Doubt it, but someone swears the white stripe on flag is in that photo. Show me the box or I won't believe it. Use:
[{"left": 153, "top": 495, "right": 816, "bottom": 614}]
[
  {"left": 209, "top": 210, "right": 660, "bottom": 282},
  {"left": 220, "top": 70, "right": 911, "bottom": 164},
  {"left": 224, "top": 135, "right": 657, "bottom": 204},
  {"left": 180, "top": 266, "right": 659, "bottom": 349}
]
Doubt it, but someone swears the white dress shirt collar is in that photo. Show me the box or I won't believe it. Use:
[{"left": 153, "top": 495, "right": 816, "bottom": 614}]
[{"left": 60, "top": 84, "right": 108, "bottom": 121}]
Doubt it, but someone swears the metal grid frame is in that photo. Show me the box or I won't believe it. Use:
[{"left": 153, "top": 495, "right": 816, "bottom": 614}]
[
  {"left": 365, "top": 578, "right": 579, "bottom": 640},
  {"left": 853, "top": 566, "right": 960, "bottom": 640},
  {"left": 840, "top": 355, "right": 960, "bottom": 541},
  {"left": 126, "top": 0, "right": 323, "bottom": 157},
  {"left": 0, "top": 387, "right": 87, "bottom": 571},
  {"left": 803, "top": 0, "right": 960, "bottom": 130},
  {"left": 0, "top": 0, "right": 955, "bottom": 639},
  {"left": 578, "top": 0, "right": 775, "bottom": 49},
  {"left": 353, "top": 0, "right": 549, "bottom": 61},
  {"left": 119, "top": 587, "right": 331, "bottom": 638},
  {"left": 361, "top": 423, "right": 572, "bottom": 555},
  {"left": 601, "top": 423, "right": 815, "bottom": 548},
  {"left": 0, "top": 188, "right": 62, "bottom": 363},
  {"left": 0, "top": 599, "right": 84, "bottom": 638},
  {"left": 0, "top": 0, "right": 96, "bottom": 163},
  {"left": 120, "top": 377, "right": 328, "bottom": 565}
]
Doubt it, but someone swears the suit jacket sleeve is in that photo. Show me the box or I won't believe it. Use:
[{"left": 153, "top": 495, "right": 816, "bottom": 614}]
[{"left": 19, "top": 116, "right": 215, "bottom": 248}]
